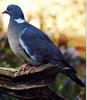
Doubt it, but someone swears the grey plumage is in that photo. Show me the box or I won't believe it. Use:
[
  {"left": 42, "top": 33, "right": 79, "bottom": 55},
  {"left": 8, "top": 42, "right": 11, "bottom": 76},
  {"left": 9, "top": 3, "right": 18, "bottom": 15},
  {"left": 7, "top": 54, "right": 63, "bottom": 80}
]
[{"left": 3, "top": 4, "right": 85, "bottom": 87}]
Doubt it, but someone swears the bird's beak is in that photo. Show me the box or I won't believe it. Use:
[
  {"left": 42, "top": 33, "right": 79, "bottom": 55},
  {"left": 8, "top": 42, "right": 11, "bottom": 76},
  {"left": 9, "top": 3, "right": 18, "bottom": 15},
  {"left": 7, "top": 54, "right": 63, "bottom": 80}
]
[{"left": 2, "top": 10, "right": 9, "bottom": 14}]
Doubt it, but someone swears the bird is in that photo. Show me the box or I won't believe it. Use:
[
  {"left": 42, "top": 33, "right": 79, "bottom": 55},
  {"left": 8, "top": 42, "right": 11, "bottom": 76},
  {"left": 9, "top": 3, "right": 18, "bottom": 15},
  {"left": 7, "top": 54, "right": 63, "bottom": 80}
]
[{"left": 2, "top": 4, "right": 85, "bottom": 87}]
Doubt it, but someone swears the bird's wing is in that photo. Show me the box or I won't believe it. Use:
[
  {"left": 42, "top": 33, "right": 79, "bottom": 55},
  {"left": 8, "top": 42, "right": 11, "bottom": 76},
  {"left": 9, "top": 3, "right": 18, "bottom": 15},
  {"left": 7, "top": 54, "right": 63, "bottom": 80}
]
[
  {"left": 19, "top": 27, "right": 64, "bottom": 64},
  {"left": 19, "top": 28, "right": 50, "bottom": 64}
]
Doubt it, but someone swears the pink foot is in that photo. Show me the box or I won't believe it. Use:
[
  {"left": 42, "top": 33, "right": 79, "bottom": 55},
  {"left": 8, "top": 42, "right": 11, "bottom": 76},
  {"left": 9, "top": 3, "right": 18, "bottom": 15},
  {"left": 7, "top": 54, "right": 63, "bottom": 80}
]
[{"left": 17, "top": 63, "right": 36, "bottom": 75}]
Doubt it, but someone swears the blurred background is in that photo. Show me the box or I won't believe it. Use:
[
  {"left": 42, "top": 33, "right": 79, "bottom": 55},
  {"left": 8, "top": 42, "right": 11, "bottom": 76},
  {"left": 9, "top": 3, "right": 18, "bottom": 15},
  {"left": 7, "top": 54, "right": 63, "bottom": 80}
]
[{"left": 0, "top": 0, "right": 86, "bottom": 100}]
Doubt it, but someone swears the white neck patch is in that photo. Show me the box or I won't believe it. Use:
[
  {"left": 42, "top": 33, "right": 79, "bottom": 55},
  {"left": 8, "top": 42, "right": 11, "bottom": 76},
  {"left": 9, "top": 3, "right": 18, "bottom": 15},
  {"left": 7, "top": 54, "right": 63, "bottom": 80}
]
[{"left": 14, "top": 18, "right": 25, "bottom": 23}]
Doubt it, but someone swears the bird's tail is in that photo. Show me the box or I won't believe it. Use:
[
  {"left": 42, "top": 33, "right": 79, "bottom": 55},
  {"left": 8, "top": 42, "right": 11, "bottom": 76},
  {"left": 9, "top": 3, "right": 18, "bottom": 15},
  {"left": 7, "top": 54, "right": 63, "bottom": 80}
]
[{"left": 62, "top": 68, "right": 85, "bottom": 87}]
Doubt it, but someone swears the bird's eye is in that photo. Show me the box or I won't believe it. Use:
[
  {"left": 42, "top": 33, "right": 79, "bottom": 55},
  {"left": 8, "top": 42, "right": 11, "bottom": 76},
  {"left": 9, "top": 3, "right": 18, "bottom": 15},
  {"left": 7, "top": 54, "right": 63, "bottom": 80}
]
[
  {"left": 7, "top": 8, "right": 14, "bottom": 11},
  {"left": 11, "top": 8, "right": 14, "bottom": 10},
  {"left": 7, "top": 8, "right": 10, "bottom": 11}
]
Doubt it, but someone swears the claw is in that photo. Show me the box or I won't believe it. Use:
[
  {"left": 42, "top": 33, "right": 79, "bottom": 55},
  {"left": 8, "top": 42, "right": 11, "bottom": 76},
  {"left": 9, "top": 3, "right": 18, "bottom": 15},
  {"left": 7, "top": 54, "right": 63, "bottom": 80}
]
[
  {"left": 27, "top": 66, "right": 36, "bottom": 74},
  {"left": 16, "top": 63, "right": 36, "bottom": 76}
]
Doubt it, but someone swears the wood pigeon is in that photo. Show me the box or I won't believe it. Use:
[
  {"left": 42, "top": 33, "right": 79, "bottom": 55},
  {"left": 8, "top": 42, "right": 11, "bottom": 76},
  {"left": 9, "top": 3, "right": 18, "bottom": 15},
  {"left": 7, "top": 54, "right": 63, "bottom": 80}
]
[{"left": 2, "top": 4, "right": 85, "bottom": 87}]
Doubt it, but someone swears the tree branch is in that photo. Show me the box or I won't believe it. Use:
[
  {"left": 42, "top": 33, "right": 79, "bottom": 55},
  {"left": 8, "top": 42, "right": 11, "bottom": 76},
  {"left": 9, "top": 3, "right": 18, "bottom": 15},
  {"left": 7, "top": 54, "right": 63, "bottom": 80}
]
[{"left": 0, "top": 64, "right": 67, "bottom": 100}]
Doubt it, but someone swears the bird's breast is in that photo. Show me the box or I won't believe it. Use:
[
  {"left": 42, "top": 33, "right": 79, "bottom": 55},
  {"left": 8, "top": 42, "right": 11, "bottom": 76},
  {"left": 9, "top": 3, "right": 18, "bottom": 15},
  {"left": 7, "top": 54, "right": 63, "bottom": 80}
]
[{"left": 8, "top": 31, "right": 22, "bottom": 56}]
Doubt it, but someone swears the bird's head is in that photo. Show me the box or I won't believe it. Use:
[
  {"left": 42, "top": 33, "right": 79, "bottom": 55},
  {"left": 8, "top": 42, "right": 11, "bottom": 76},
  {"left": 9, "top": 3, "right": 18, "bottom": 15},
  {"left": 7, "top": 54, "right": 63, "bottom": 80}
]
[{"left": 2, "top": 4, "right": 25, "bottom": 19}]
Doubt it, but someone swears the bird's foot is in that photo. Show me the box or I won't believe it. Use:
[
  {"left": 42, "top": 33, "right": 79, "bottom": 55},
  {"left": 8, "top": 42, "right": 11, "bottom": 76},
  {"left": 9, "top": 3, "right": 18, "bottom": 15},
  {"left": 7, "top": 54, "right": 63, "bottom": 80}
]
[{"left": 15, "top": 63, "right": 36, "bottom": 76}]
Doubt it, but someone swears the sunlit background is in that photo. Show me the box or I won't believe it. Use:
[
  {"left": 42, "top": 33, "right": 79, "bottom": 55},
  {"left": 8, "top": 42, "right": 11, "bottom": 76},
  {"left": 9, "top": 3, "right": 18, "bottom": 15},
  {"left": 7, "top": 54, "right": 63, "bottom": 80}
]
[{"left": 0, "top": 0, "right": 86, "bottom": 100}]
